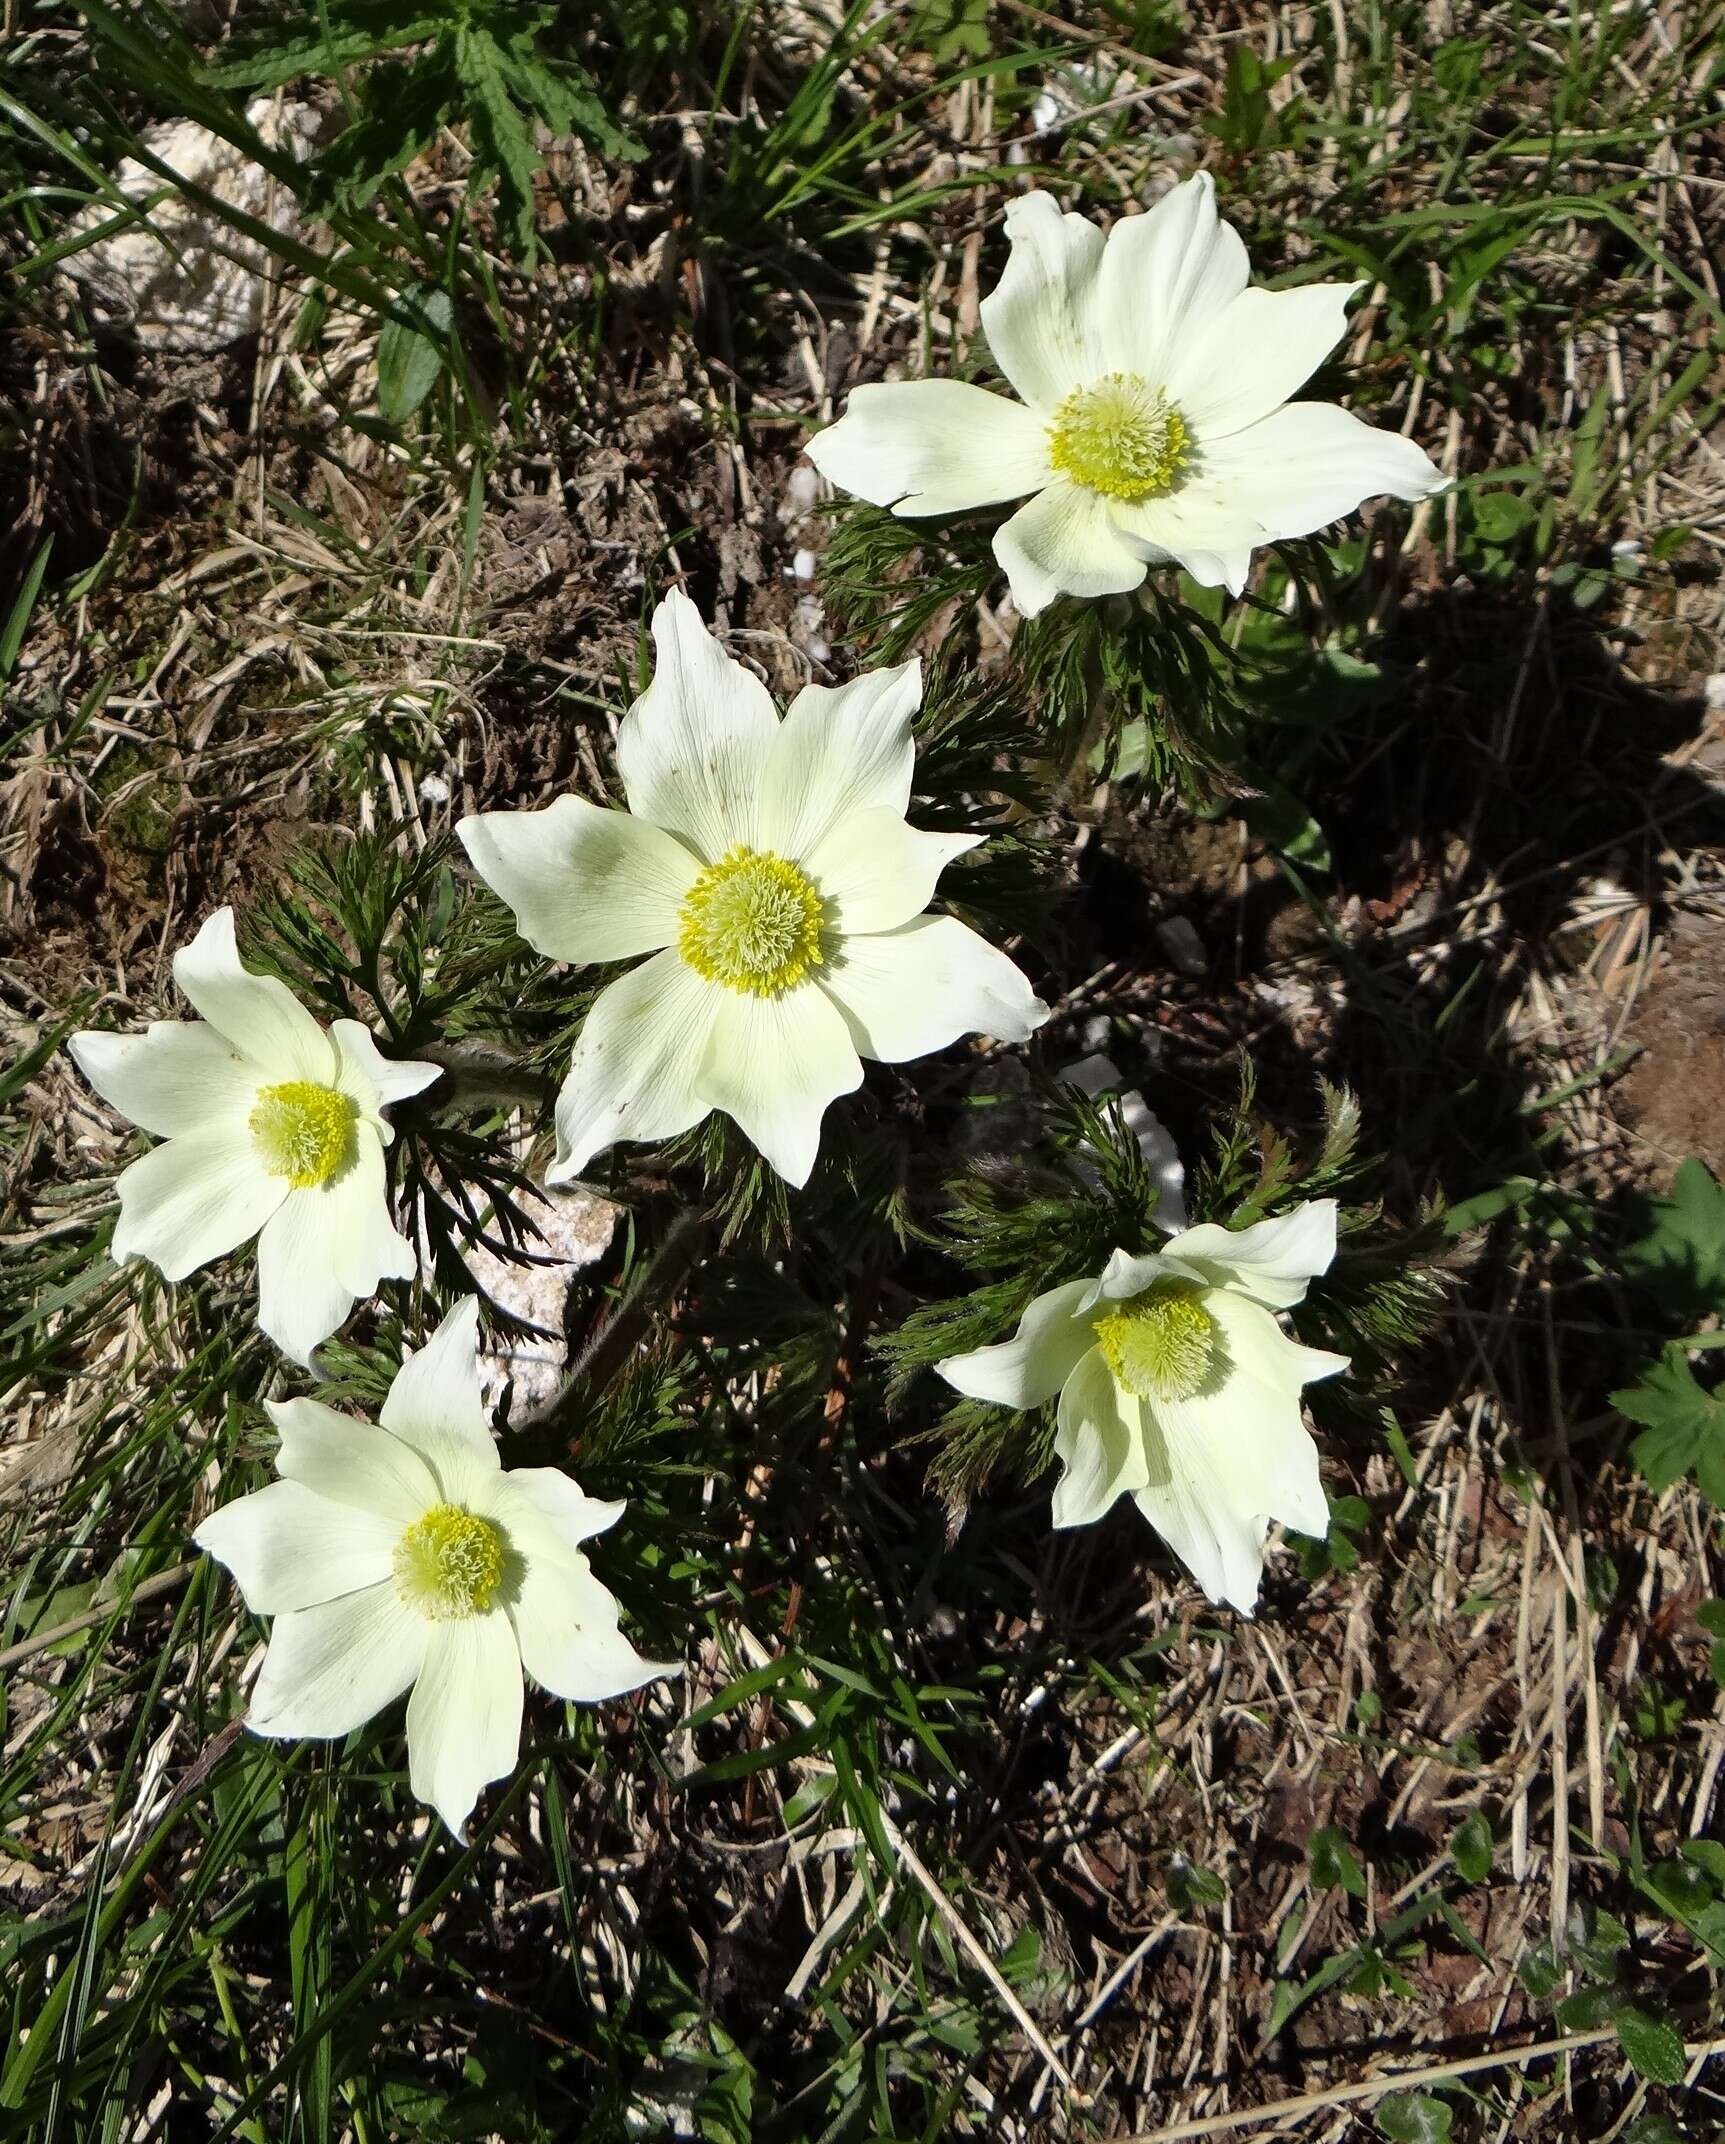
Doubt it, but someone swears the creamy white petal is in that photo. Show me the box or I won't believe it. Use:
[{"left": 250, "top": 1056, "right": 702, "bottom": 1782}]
[
  {"left": 1165, "top": 281, "right": 1361, "bottom": 439},
  {"left": 172, "top": 907, "right": 337, "bottom": 1083},
  {"left": 820, "top": 915, "right": 1047, "bottom": 1063},
  {"left": 248, "top": 1583, "right": 426, "bottom": 1740},
  {"left": 457, "top": 797, "right": 699, "bottom": 965},
  {"left": 937, "top": 1277, "right": 1097, "bottom": 1408},
  {"left": 254, "top": 1190, "right": 358, "bottom": 1366},
  {"left": 803, "top": 811, "right": 978, "bottom": 936},
  {"left": 1130, "top": 1446, "right": 1266, "bottom": 1613},
  {"left": 993, "top": 481, "right": 1149, "bottom": 616},
  {"left": 317, "top": 1122, "right": 415, "bottom": 1303},
  {"left": 549, "top": 951, "right": 718, "bottom": 1182},
  {"left": 978, "top": 190, "right": 1108, "bottom": 411},
  {"left": 1108, "top": 487, "right": 1266, "bottom": 596},
  {"left": 1188, "top": 402, "right": 1448, "bottom": 543},
  {"left": 508, "top": 1553, "right": 676, "bottom": 1704},
  {"left": 379, "top": 1300, "right": 502, "bottom": 1508},
  {"left": 110, "top": 1128, "right": 283, "bottom": 1282},
  {"left": 615, "top": 590, "right": 777, "bottom": 861},
  {"left": 381, "top": 1296, "right": 491, "bottom": 1445},
  {"left": 695, "top": 983, "right": 862, "bottom": 1188},
  {"left": 478, "top": 1469, "right": 625, "bottom": 1560},
  {"left": 406, "top": 1612, "right": 524, "bottom": 1839},
  {"left": 1135, "top": 1306, "right": 1332, "bottom": 1612},
  {"left": 805, "top": 381, "right": 1051, "bottom": 517},
  {"left": 1051, "top": 1344, "right": 1150, "bottom": 1528},
  {"left": 1093, "top": 172, "right": 1249, "bottom": 388},
  {"left": 330, "top": 1021, "right": 441, "bottom": 1117},
  {"left": 758, "top": 659, "right": 924, "bottom": 860},
  {"left": 267, "top": 1394, "right": 439, "bottom": 1524},
  {"left": 1079, "top": 1246, "right": 1174, "bottom": 1313},
  {"left": 69, "top": 1022, "right": 257, "bottom": 1139},
  {"left": 195, "top": 1477, "right": 399, "bottom": 1613},
  {"left": 1208, "top": 1289, "right": 1349, "bottom": 1403},
  {"left": 1164, "top": 1200, "right": 1338, "bottom": 1309}
]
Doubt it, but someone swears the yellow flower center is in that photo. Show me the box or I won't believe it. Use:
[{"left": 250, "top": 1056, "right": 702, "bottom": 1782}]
[
  {"left": 1093, "top": 1285, "right": 1216, "bottom": 1403},
  {"left": 677, "top": 844, "right": 825, "bottom": 997},
  {"left": 248, "top": 1080, "right": 357, "bottom": 1188},
  {"left": 1048, "top": 373, "right": 1191, "bottom": 503},
  {"left": 393, "top": 1505, "right": 506, "bottom": 1621}
]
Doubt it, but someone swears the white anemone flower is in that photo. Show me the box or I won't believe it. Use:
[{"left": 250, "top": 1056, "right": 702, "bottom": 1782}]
[
  {"left": 458, "top": 591, "right": 1049, "bottom": 1188},
  {"left": 68, "top": 909, "right": 439, "bottom": 1365},
  {"left": 937, "top": 1200, "right": 1348, "bottom": 1612},
  {"left": 194, "top": 1296, "right": 677, "bottom": 1839},
  {"left": 806, "top": 173, "right": 1446, "bottom": 618}
]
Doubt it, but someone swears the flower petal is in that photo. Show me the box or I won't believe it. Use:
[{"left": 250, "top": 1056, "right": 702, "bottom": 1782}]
[
  {"left": 330, "top": 1021, "right": 441, "bottom": 1117},
  {"left": 694, "top": 984, "right": 862, "bottom": 1188},
  {"left": 381, "top": 1295, "right": 490, "bottom": 1445},
  {"left": 69, "top": 1022, "right": 257, "bottom": 1139},
  {"left": 195, "top": 1477, "right": 399, "bottom": 1613},
  {"left": 268, "top": 1394, "right": 439, "bottom": 1525},
  {"left": 1051, "top": 1344, "right": 1150, "bottom": 1528},
  {"left": 254, "top": 1190, "right": 357, "bottom": 1365},
  {"left": 379, "top": 1296, "right": 502, "bottom": 1506},
  {"left": 978, "top": 190, "right": 1108, "bottom": 411},
  {"left": 548, "top": 951, "right": 717, "bottom": 1182},
  {"left": 803, "top": 811, "right": 978, "bottom": 936},
  {"left": 1107, "top": 486, "right": 1264, "bottom": 595},
  {"left": 993, "top": 481, "right": 1148, "bottom": 617},
  {"left": 479, "top": 1468, "right": 626, "bottom": 1559},
  {"left": 1135, "top": 1296, "right": 1334, "bottom": 1613},
  {"left": 1209, "top": 1289, "right": 1349, "bottom": 1401},
  {"left": 247, "top": 1584, "right": 426, "bottom": 1740},
  {"left": 820, "top": 915, "right": 1048, "bottom": 1062},
  {"left": 507, "top": 1552, "right": 676, "bottom": 1704},
  {"left": 805, "top": 381, "right": 1052, "bottom": 516},
  {"left": 322, "top": 1121, "right": 415, "bottom": 1300},
  {"left": 1165, "top": 280, "right": 1361, "bottom": 439},
  {"left": 1190, "top": 402, "right": 1448, "bottom": 542},
  {"left": 406, "top": 1611, "right": 524, "bottom": 1839},
  {"left": 758, "top": 658, "right": 923, "bottom": 859},
  {"left": 172, "top": 907, "right": 337, "bottom": 1083},
  {"left": 1163, "top": 1199, "right": 1338, "bottom": 1309},
  {"left": 110, "top": 1127, "right": 283, "bottom": 1282},
  {"left": 458, "top": 797, "right": 699, "bottom": 965},
  {"left": 1093, "top": 172, "right": 1249, "bottom": 388},
  {"left": 615, "top": 590, "right": 778, "bottom": 861},
  {"left": 936, "top": 1277, "right": 1097, "bottom": 1409}
]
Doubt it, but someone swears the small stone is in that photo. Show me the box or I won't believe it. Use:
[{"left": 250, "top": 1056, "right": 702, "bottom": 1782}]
[{"left": 1155, "top": 915, "right": 1206, "bottom": 977}]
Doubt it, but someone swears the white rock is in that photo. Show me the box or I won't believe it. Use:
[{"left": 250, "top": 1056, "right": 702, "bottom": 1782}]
[
  {"left": 465, "top": 1187, "right": 620, "bottom": 1421},
  {"left": 1059, "top": 1053, "right": 1189, "bottom": 1231},
  {"left": 67, "top": 97, "right": 323, "bottom": 350},
  {"left": 787, "top": 463, "right": 819, "bottom": 513}
]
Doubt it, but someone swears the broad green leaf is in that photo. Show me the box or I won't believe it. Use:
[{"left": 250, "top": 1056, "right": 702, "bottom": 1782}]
[
  {"left": 1310, "top": 1827, "right": 1367, "bottom": 1900},
  {"left": 1612, "top": 1347, "right": 1725, "bottom": 1497},
  {"left": 1622, "top": 1157, "right": 1725, "bottom": 1315},
  {"left": 1613, "top": 2004, "right": 1685, "bottom": 2085},
  {"left": 376, "top": 287, "right": 452, "bottom": 423},
  {"left": 1450, "top": 1811, "right": 1493, "bottom": 1886},
  {"left": 1377, "top": 2091, "right": 1453, "bottom": 2144}
]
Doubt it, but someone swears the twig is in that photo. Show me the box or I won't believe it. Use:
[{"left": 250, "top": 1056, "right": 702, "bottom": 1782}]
[
  {"left": 1120, "top": 2027, "right": 1725, "bottom": 2144},
  {"left": 885, "top": 1815, "right": 1088, "bottom": 2103},
  {"left": 0, "top": 1560, "right": 197, "bottom": 1674}
]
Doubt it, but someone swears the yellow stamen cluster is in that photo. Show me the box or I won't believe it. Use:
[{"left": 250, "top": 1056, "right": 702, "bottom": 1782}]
[
  {"left": 677, "top": 845, "right": 826, "bottom": 997},
  {"left": 1048, "top": 372, "right": 1190, "bottom": 503},
  {"left": 1093, "top": 1285, "right": 1217, "bottom": 1403},
  {"left": 249, "top": 1080, "right": 357, "bottom": 1189},
  {"left": 393, "top": 1505, "right": 506, "bottom": 1621}
]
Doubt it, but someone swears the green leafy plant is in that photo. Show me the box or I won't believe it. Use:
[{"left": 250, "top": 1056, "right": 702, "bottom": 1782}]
[{"left": 209, "top": 0, "right": 641, "bottom": 257}]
